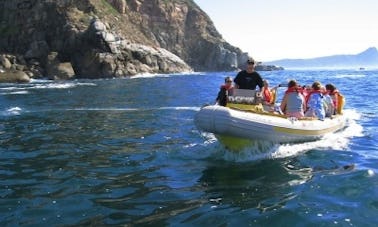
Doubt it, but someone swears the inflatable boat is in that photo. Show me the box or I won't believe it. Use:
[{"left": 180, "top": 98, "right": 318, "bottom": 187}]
[{"left": 194, "top": 88, "right": 346, "bottom": 150}]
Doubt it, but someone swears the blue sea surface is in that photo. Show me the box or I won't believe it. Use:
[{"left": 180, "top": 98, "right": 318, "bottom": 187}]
[{"left": 0, "top": 70, "right": 377, "bottom": 226}]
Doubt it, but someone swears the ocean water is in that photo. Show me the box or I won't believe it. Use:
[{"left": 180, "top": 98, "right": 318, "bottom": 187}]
[{"left": 0, "top": 70, "right": 377, "bottom": 226}]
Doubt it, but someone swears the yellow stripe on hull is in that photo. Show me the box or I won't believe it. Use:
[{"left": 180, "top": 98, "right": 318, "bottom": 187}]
[{"left": 273, "top": 123, "right": 343, "bottom": 136}]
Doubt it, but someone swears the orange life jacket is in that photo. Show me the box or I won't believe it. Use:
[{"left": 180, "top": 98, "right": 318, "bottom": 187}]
[
  {"left": 328, "top": 89, "right": 345, "bottom": 114},
  {"left": 221, "top": 84, "right": 233, "bottom": 90},
  {"left": 263, "top": 88, "right": 272, "bottom": 103},
  {"left": 285, "top": 86, "right": 303, "bottom": 95},
  {"left": 328, "top": 90, "right": 339, "bottom": 108}
]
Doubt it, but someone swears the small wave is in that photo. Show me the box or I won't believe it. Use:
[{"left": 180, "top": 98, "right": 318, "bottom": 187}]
[
  {"left": 1, "top": 81, "right": 97, "bottom": 91},
  {"left": 2, "top": 107, "right": 23, "bottom": 116},
  {"left": 30, "top": 82, "right": 96, "bottom": 89},
  {"left": 0, "top": 91, "right": 29, "bottom": 95},
  {"left": 130, "top": 73, "right": 173, "bottom": 79},
  {"left": 67, "top": 106, "right": 200, "bottom": 112},
  {"left": 32, "top": 83, "right": 77, "bottom": 89},
  {"left": 29, "top": 79, "right": 51, "bottom": 83},
  {"left": 334, "top": 74, "right": 366, "bottom": 79},
  {"left": 129, "top": 71, "right": 200, "bottom": 79},
  {"left": 158, "top": 106, "right": 201, "bottom": 111},
  {"left": 0, "top": 87, "right": 15, "bottom": 90},
  {"left": 11, "top": 91, "right": 29, "bottom": 94},
  {"left": 76, "top": 82, "right": 97, "bottom": 86},
  {"left": 0, "top": 86, "right": 28, "bottom": 95},
  {"left": 28, "top": 80, "right": 97, "bottom": 89},
  {"left": 30, "top": 78, "right": 97, "bottom": 86},
  {"left": 67, "top": 107, "right": 140, "bottom": 112}
]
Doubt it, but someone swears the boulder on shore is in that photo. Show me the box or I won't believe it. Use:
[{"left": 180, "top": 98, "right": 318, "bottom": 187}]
[
  {"left": 0, "top": 69, "right": 30, "bottom": 83},
  {"left": 46, "top": 52, "right": 75, "bottom": 80}
]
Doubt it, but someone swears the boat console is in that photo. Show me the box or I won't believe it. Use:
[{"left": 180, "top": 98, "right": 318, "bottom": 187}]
[{"left": 227, "top": 89, "right": 263, "bottom": 105}]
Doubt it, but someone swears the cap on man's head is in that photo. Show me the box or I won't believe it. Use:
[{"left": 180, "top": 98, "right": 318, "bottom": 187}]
[
  {"left": 225, "top": 76, "right": 233, "bottom": 83},
  {"left": 247, "top": 58, "right": 255, "bottom": 64}
]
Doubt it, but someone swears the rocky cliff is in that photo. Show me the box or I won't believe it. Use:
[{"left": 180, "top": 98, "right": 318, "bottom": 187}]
[{"left": 0, "top": 0, "right": 250, "bottom": 82}]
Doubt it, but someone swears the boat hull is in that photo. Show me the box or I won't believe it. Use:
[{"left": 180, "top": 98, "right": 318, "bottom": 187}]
[{"left": 194, "top": 105, "right": 346, "bottom": 146}]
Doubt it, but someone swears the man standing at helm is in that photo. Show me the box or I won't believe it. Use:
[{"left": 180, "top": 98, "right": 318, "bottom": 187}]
[{"left": 233, "top": 58, "right": 264, "bottom": 90}]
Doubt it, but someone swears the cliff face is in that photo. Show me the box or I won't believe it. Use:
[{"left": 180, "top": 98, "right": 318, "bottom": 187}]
[
  {"left": 124, "top": 0, "right": 248, "bottom": 71},
  {"left": 0, "top": 0, "right": 248, "bottom": 82}
]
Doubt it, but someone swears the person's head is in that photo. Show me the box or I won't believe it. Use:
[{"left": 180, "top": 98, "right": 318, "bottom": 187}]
[
  {"left": 287, "top": 79, "right": 298, "bottom": 88},
  {"left": 224, "top": 76, "right": 233, "bottom": 84},
  {"left": 312, "top": 81, "right": 322, "bottom": 90},
  {"left": 246, "top": 58, "right": 255, "bottom": 72},
  {"left": 325, "top": 83, "right": 336, "bottom": 92},
  {"left": 263, "top": 79, "right": 269, "bottom": 87}
]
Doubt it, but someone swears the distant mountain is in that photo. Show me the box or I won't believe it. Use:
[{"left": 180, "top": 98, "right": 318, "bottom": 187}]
[{"left": 265, "top": 47, "right": 378, "bottom": 69}]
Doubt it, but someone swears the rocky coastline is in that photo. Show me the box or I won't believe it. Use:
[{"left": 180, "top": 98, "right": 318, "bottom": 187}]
[{"left": 0, "top": 0, "right": 282, "bottom": 83}]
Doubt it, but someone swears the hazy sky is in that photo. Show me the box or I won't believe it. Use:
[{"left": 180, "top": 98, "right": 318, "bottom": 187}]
[{"left": 193, "top": 0, "right": 378, "bottom": 61}]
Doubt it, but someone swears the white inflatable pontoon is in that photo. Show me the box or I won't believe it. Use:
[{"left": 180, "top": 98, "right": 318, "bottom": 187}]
[{"left": 194, "top": 88, "right": 346, "bottom": 151}]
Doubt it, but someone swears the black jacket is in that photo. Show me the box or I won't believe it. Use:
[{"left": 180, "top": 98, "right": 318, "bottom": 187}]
[{"left": 234, "top": 70, "right": 263, "bottom": 90}]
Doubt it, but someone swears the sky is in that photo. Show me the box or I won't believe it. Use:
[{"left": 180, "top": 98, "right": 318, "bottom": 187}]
[{"left": 193, "top": 0, "right": 378, "bottom": 62}]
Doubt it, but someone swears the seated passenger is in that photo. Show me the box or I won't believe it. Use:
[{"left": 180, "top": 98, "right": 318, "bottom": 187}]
[
  {"left": 215, "top": 76, "right": 234, "bottom": 106},
  {"left": 305, "top": 81, "right": 326, "bottom": 120},
  {"left": 262, "top": 79, "right": 274, "bottom": 105},
  {"left": 302, "top": 85, "right": 312, "bottom": 101},
  {"left": 325, "top": 83, "right": 340, "bottom": 114},
  {"left": 280, "top": 80, "right": 306, "bottom": 118},
  {"left": 321, "top": 86, "right": 335, "bottom": 117}
]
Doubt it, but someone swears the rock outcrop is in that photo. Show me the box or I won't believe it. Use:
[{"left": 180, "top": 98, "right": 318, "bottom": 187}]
[
  {"left": 46, "top": 52, "right": 75, "bottom": 80},
  {"left": 255, "top": 63, "right": 284, "bottom": 71},
  {"left": 0, "top": 69, "right": 30, "bottom": 83},
  {"left": 0, "top": 0, "right": 253, "bottom": 82}
]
